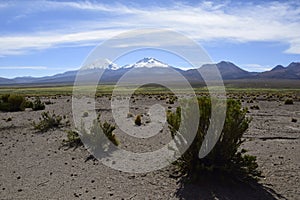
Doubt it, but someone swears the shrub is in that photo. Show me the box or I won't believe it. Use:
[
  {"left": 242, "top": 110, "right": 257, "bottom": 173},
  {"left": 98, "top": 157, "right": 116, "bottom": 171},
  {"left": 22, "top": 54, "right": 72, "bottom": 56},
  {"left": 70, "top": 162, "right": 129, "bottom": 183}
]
[
  {"left": 8, "top": 95, "right": 25, "bottom": 111},
  {"left": 0, "top": 94, "right": 25, "bottom": 112},
  {"left": 284, "top": 98, "right": 293, "bottom": 105},
  {"left": 23, "top": 100, "right": 33, "bottom": 109},
  {"left": 167, "top": 107, "right": 181, "bottom": 138},
  {"left": 33, "top": 111, "right": 62, "bottom": 132},
  {"left": 0, "top": 102, "right": 11, "bottom": 112},
  {"left": 1, "top": 94, "right": 10, "bottom": 102},
  {"left": 167, "top": 97, "right": 260, "bottom": 180},
  {"left": 81, "top": 115, "right": 120, "bottom": 151},
  {"left": 134, "top": 115, "right": 142, "bottom": 126},
  {"left": 62, "top": 130, "right": 83, "bottom": 147},
  {"left": 99, "top": 121, "right": 119, "bottom": 146},
  {"left": 32, "top": 97, "right": 45, "bottom": 111}
]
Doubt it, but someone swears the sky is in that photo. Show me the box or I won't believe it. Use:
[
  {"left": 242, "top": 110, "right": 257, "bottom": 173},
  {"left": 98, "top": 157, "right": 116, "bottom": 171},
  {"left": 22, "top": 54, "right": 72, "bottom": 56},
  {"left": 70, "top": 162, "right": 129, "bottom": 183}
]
[{"left": 0, "top": 0, "right": 300, "bottom": 78}]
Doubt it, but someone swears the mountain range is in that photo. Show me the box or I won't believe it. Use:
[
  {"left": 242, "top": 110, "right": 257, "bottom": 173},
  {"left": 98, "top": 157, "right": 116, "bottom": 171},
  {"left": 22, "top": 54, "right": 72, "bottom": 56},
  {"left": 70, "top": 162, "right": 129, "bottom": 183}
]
[{"left": 1, "top": 58, "right": 299, "bottom": 85}]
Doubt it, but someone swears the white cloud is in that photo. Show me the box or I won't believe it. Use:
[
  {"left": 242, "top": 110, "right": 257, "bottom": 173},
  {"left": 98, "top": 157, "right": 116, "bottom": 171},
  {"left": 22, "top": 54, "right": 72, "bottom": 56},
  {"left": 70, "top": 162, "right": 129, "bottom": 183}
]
[
  {"left": 0, "top": 1, "right": 300, "bottom": 55},
  {"left": 0, "top": 66, "right": 47, "bottom": 70},
  {"left": 0, "top": 29, "right": 125, "bottom": 55},
  {"left": 242, "top": 64, "right": 272, "bottom": 72},
  {"left": 284, "top": 38, "right": 300, "bottom": 54}
]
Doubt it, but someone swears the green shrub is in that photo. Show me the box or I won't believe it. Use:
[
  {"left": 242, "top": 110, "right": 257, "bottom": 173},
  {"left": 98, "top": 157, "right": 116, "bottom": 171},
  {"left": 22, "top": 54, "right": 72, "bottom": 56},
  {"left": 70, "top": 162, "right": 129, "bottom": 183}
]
[
  {"left": 0, "top": 102, "right": 11, "bottom": 112},
  {"left": 23, "top": 100, "right": 33, "bottom": 109},
  {"left": 284, "top": 98, "right": 293, "bottom": 105},
  {"left": 8, "top": 95, "right": 25, "bottom": 111},
  {"left": 0, "top": 94, "right": 25, "bottom": 112},
  {"left": 167, "top": 97, "right": 260, "bottom": 180},
  {"left": 33, "top": 111, "right": 62, "bottom": 132},
  {"left": 167, "top": 108, "right": 181, "bottom": 138},
  {"left": 99, "top": 121, "right": 119, "bottom": 146},
  {"left": 81, "top": 115, "right": 120, "bottom": 150},
  {"left": 32, "top": 97, "right": 45, "bottom": 111},
  {"left": 1, "top": 94, "right": 10, "bottom": 102},
  {"left": 62, "top": 130, "right": 83, "bottom": 147},
  {"left": 134, "top": 115, "right": 142, "bottom": 126}
]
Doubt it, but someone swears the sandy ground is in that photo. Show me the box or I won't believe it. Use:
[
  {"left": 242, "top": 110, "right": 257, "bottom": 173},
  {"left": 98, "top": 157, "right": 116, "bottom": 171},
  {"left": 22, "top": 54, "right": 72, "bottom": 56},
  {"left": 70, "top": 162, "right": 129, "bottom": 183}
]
[{"left": 0, "top": 95, "right": 299, "bottom": 200}]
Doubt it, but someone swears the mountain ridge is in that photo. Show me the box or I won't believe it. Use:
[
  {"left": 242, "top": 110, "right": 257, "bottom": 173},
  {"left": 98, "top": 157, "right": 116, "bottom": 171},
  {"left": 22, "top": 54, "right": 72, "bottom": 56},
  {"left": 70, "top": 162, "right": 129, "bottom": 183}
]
[{"left": 1, "top": 58, "right": 299, "bottom": 85}]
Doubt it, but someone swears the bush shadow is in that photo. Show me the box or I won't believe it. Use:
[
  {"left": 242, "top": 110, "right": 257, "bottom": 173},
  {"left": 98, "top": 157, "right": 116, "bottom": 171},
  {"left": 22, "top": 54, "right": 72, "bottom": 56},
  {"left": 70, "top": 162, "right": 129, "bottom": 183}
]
[{"left": 174, "top": 172, "right": 285, "bottom": 200}]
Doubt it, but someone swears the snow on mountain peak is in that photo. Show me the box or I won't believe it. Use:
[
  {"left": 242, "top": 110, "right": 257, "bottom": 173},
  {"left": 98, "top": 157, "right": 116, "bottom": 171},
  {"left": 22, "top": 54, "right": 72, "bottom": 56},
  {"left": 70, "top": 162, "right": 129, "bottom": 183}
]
[
  {"left": 124, "top": 57, "right": 170, "bottom": 69},
  {"left": 83, "top": 57, "right": 170, "bottom": 70},
  {"left": 83, "top": 58, "right": 119, "bottom": 70}
]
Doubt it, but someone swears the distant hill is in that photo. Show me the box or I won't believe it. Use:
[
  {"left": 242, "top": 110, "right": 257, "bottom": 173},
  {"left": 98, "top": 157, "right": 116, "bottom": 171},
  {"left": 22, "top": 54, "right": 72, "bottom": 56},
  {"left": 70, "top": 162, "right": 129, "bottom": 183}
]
[
  {"left": 257, "top": 62, "right": 300, "bottom": 79},
  {"left": 0, "top": 77, "right": 14, "bottom": 84},
  {"left": 0, "top": 58, "right": 299, "bottom": 85},
  {"left": 184, "top": 61, "right": 257, "bottom": 81}
]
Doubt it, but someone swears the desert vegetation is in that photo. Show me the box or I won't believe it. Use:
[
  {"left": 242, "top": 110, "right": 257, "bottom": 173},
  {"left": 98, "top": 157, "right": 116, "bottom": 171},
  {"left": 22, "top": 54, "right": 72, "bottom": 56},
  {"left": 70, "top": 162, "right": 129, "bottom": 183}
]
[
  {"left": 284, "top": 98, "right": 294, "bottom": 105},
  {"left": 0, "top": 88, "right": 299, "bottom": 199},
  {"left": 0, "top": 94, "right": 25, "bottom": 112},
  {"left": 0, "top": 94, "right": 48, "bottom": 112},
  {"left": 167, "top": 97, "right": 260, "bottom": 180},
  {"left": 62, "top": 115, "right": 120, "bottom": 151},
  {"left": 80, "top": 114, "right": 120, "bottom": 149},
  {"left": 32, "top": 111, "right": 63, "bottom": 132},
  {"left": 62, "top": 130, "right": 83, "bottom": 148},
  {"left": 32, "top": 97, "right": 45, "bottom": 111}
]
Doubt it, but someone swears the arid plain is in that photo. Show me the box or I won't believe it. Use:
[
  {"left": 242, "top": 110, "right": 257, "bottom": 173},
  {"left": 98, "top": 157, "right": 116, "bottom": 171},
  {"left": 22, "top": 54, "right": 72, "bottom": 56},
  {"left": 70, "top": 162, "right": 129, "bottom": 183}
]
[{"left": 0, "top": 91, "right": 299, "bottom": 200}]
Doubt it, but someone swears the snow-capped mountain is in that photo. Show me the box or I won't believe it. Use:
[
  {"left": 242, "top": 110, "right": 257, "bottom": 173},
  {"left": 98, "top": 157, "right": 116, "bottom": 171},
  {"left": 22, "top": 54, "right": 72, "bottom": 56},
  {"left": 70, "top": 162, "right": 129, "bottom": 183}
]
[
  {"left": 81, "top": 57, "right": 169, "bottom": 70},
  {"left": 82, "top": 58, "right": 120, "bottom": 70},
  {"left": 123, "top": 57, "right": 170, "bottom": 69},
  {"left": 1, "top": 59, "right": 299, "bottom": 85}
]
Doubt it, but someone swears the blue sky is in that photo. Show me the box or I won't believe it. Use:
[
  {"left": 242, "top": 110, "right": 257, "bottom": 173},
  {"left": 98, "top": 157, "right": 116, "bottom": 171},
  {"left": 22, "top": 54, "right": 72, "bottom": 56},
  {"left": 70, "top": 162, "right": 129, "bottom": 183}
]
[{"left": 0, "top": 0, "right": 300, "bottom": 78}]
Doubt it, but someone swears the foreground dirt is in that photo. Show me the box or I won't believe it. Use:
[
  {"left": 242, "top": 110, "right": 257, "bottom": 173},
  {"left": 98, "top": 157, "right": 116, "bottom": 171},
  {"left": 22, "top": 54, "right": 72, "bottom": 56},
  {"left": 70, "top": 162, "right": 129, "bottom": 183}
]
[{"left": 0, "top": 95, "right": 299, "bottom": 199}]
